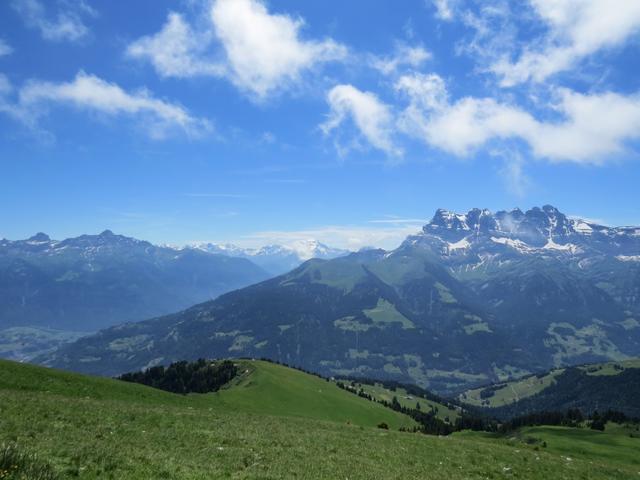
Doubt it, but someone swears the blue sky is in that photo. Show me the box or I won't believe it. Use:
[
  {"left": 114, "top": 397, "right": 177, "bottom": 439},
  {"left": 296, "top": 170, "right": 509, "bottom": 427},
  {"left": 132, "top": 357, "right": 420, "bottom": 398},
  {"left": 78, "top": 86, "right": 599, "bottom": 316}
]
[{"left": 1, "top": 0, "right": 639, "bottom": 249}]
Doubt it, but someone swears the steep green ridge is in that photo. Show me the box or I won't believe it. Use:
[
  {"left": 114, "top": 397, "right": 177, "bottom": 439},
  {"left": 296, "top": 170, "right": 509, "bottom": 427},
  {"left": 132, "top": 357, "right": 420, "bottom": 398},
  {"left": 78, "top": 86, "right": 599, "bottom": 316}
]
[
  {"left": 460, "top": 359, "right": 640, "bottom": 419},
  {"left": 2, "top": 359, "right": 639, "bottom": 479}
]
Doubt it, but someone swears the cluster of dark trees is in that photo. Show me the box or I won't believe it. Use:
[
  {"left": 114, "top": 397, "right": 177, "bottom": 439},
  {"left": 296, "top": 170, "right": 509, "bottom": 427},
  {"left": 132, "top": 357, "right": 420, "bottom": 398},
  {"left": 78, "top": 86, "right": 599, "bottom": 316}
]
[
  {"left": 118, "top": 359, "right": 238, "bottom": 394},
  {"left": 255, "top": 357, "right": 332, "bottom": 381}
]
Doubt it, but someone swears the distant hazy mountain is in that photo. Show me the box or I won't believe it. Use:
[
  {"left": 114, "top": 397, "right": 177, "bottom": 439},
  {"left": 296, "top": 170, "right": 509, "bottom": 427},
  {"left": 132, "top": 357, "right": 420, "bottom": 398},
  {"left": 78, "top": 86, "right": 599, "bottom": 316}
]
[
  {"left": 0, "top": 230, "right": 269, "bottom": 332},
  {"left": 43, "top": 206, "right": 640, "bottom": 395},
  {"left": 190, "top": 239, "right": 349, "bottom": 275}
]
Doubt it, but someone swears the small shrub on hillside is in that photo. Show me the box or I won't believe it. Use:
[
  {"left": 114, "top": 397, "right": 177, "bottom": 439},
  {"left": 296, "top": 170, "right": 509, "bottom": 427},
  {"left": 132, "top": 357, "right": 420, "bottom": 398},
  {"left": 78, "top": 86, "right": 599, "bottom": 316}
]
[
  {"left": 377, "top": 422, "right": 389, "bottom": 430},
  {"left": 0, "top": 443, "right": 58, "bottom": 480}
]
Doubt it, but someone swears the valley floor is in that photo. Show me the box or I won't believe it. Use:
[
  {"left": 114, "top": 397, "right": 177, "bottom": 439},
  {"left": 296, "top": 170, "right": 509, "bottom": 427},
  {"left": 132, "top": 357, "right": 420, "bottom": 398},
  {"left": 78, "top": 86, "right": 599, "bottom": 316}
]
[{"left": 1, "top": 360, "right": 638, "bottom": 479}]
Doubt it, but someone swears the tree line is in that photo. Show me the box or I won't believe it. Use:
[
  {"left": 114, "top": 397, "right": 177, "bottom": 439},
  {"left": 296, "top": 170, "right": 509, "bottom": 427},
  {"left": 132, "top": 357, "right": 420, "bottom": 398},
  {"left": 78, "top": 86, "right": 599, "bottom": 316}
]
[{"left": 118, "top": 359, "right": 238, "bottom": 394}]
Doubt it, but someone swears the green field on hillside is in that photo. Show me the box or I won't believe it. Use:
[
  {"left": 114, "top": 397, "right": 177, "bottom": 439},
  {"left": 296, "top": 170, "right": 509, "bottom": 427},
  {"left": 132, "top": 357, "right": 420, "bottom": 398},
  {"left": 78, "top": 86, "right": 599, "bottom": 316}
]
[
  {"left": 343, "top": 380, "right": 460, "bottom": 421},
  {"left": 207, "top": 360, "right": 415, "bottom": 428},
  {"left": 1, "top": 359, "right": 639, "bottom": 479},
  {"left": 580, "top": 359, "right": 640, "bottom": 376},
  {"left": 460, "top": 369, "right": 565, "bottom": 407}
]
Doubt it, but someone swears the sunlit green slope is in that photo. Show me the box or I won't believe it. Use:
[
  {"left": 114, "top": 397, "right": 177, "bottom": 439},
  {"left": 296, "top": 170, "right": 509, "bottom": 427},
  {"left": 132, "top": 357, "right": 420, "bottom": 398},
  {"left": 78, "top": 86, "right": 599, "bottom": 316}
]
[{"left": 1, "top": 359, "right": 639, "bottom": 479}]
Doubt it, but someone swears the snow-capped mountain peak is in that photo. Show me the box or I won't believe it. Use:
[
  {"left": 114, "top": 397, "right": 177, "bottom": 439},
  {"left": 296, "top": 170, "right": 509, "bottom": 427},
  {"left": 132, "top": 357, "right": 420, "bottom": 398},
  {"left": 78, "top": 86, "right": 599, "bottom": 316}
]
[
  {"left": 414, "top": 206, "right": 639, "bottom": 258},
  {"left": 188, "top": 240, "right": 349, "bottom": 275}
]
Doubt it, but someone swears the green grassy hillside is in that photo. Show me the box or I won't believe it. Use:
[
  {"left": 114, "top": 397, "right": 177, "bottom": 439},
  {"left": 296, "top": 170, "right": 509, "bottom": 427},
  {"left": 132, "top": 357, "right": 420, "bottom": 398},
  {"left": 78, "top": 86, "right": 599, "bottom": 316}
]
[
  {"left": 458, "top": 424, "right": 640, "bottom": 473},
  {"left": 208, "top": 360, "right": 415, "bottom": 428},
  {"left": 1, "top": 359, "right": 639, "bottom": 479}
]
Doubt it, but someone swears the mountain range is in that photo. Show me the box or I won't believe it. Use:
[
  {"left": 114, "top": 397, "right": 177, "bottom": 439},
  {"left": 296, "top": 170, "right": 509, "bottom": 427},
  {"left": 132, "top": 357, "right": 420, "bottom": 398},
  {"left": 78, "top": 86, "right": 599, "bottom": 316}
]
[
  {"left": 0, "top": 230, "right": 269, "bottom": 332},
  {"left": 189, "top": 240, "right": 349, "bottom": 275},
  {"left": 39, "top": 206, "right": 640, "bottom": 395}
]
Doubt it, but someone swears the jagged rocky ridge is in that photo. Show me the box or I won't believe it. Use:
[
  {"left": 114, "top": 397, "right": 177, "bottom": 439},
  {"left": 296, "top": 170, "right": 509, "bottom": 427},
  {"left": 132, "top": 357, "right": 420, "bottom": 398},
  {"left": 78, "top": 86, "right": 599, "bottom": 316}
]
[{"left": 41, "top": 206, "right": 640, "bottom": 395}]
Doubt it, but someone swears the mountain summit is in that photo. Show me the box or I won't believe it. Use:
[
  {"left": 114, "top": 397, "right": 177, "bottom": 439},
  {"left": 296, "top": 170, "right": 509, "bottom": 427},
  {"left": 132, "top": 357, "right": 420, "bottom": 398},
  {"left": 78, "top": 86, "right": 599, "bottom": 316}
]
[{"left": 417, "top": 205, "right": 639, "bottom": 256}]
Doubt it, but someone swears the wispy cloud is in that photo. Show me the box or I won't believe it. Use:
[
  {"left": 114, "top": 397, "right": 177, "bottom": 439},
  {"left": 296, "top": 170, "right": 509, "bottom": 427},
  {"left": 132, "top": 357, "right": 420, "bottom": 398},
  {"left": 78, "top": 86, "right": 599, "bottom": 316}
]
[
  {"left": 567, "top": 214, "right": 608, "bottom": 226},
  {"left": 430, "top": 0, "right": 457, "bottom": 21},
  {"left": 491, "top": 1, "right": 640, "bottom": 86},
  {"left": 0, "top": 39, "right": 13, "bottom": 56},
  {"left": 12, "top": 0, "right": 97, "bottom": 43},
  {"left": 369, "top": 43, "right": 431, "bottom": 75},
  {"left": 1, "top": 72, "right": 212, "bottom": 140}
]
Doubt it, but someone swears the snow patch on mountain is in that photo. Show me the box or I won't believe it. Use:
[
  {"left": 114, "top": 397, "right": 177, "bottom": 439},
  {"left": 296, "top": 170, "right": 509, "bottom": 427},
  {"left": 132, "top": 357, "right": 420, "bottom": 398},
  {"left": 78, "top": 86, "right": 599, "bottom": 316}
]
[
  {"left": 543, "top": 239, "right": 580, "bottom": 253},
  {"left": 447, "top": 237, "right": 470, "bottom": 252},
  {"left": 490, "top": 236, "right": 534, "bottom": 254}
]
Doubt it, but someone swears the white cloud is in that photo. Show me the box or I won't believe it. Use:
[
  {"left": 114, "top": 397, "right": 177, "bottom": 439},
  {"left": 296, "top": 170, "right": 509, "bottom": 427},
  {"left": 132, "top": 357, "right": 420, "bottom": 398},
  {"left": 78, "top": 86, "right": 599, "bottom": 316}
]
[
  {"left": 492, "top": 0, "right": 640, "bottom": 86},
  {"left": 530, "top": 89, "right": 640, "bottom": 161},
  {"left": 6, "top": 72, "right": 211, "bottom": 139},
  {"left": 211, "top": 0, "right": 346, "bottom": 98},
  {"left": 0, "top": 39, "right": 13, "bottom": 56},
  {"left": 321, "top": 85, "right": 402, "bottom": 157},
  {"left": 12, "top": 0, "right": 96, "bottom": 43},
  {"left": 127, "top": 0, "right": 346, "bottom": 100},
  {"left": 395, "top": 72, "right": 640, "bottom": 164},
  {"left": 126, "top": 12, "right": 224, "bottom": 78},
  {"left": 371, "top": 44, "right": 431, "bottom": 75},
  {"left": 395, "top": 73, "right": 448, "bottom": 111},
  {"left": 431, "top": 0, "right": 456, "bottom": 20}
]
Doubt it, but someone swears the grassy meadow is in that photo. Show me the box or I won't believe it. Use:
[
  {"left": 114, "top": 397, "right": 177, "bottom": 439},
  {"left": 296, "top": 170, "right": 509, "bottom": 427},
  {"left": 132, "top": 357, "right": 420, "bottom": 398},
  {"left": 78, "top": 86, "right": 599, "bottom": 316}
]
[{"left": 1, "top": 359, "right": 639, "bottom": 479}]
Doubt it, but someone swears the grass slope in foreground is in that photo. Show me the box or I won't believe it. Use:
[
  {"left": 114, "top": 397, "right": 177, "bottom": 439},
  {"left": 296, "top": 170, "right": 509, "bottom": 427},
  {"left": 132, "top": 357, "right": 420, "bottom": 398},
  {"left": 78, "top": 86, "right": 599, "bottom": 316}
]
[
  {"left": 458, "top": 425, "right": 640, "bottom": 474},
  {"left": 0, "top": 359, "right": 638, "bottom": 479}
]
